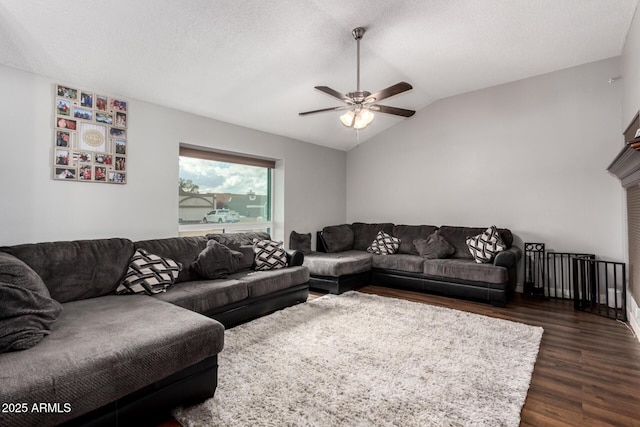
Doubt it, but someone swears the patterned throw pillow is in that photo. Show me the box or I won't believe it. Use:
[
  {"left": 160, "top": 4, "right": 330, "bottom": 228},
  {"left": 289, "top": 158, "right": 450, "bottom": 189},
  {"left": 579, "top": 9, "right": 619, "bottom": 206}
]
[
  {"left": 465, "top": 226, "right": 506, "bottom": 263},
  {"left": 367, "top": 231, "right": 401, "bottom": 255},
  {"left": 252, "top": 238, "right": 288, "bottom": 271},
  {"left": 116, "top": 249, "right": 182, "bottom": 295}
]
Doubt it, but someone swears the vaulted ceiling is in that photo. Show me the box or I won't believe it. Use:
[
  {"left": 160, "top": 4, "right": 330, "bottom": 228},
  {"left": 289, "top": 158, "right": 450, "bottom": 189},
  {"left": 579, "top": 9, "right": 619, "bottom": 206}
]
[{"left": 0, "top": 0, "right": 637, "bottom": 150}]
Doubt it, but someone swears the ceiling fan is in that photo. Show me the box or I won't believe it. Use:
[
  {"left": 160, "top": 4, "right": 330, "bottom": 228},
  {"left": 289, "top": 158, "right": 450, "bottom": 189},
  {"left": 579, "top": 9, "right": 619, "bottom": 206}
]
[{"left": 299, "top": 27, "right": 415, "bottom": 130}]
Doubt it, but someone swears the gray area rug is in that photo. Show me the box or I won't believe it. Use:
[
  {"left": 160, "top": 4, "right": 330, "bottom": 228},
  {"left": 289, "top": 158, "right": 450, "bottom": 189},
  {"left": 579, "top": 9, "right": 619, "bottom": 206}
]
[{"left": 174, "top": 292, "right": 543, "bottom": 426}]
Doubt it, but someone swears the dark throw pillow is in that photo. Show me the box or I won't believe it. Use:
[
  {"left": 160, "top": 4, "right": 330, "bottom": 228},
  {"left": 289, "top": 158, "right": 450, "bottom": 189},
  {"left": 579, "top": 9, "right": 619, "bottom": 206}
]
[
  {"left": 289, "top": 231, "right": 312, "bottom": 255},
  {"left": 413, "top": 232, "right": 455, "bottom": 260},
  {"left": 366, "top": 231, "right": 401, "bottom": 255},
  {"left": 116, "top": 249, "right": 182, "bottom": 295},
  {"left": 0, "top": 253, "right": 62, "bottom": 353},
  {"left": 192, "top": 240, "right": 244, "bottom": 279},
  {"left": 466, "top": 225, "right": 506, "bottom": 263},
  {"left": 322, "top": 224, "right": 354, "bottom": 253},
  {"left": 253, "top": 238, "right": 288, "bottom": 271}
]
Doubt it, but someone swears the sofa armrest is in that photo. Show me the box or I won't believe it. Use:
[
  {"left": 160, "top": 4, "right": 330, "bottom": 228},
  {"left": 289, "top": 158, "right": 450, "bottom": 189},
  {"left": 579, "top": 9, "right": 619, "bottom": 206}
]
[
  {"left": 286, "top": 249, "right": 304, "bottom": 267},
  {"left": 494, "top": 246, "right": 522, "bottom": 269}
]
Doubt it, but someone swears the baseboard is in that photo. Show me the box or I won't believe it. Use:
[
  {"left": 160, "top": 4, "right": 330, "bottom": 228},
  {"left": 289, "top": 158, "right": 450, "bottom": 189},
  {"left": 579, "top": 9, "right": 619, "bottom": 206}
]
[
  {"left": 628, "top": 293, "right": 640, "bottom": 343},
  {"left": 515, "top": 283, "right": 523, "bottom": 293}
]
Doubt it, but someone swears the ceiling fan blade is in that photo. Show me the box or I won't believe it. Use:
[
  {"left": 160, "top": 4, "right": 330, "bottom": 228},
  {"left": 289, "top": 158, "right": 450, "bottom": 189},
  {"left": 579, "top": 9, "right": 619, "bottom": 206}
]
[
  {"left": 365, "top": 82, "right": 413, "bottom": 103},
  {"left": 371, "top": 104, "right": 416, "bottom": 117},
  {"left": 315, "top": 86, "right": 352, "bottom": 103},
  {"left": 298, "top": 106, "right": 348, "bottom": 116}
]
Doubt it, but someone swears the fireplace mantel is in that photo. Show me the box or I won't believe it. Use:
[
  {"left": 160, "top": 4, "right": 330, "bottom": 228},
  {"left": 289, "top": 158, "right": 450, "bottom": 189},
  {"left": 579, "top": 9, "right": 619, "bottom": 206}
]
[
  {"left": 608, "top": 111, "right": 640, "bottom": 188},
  {"left": 607, "top": 144, "right": 640, "bottom": 188}
]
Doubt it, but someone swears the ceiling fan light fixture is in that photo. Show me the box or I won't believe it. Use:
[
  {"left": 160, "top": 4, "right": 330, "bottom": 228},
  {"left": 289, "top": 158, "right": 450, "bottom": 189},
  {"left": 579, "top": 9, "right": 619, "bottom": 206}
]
[
  {"left": 353, "top": 109, "right": 374, "bottom": 129},
  {"left": 340, "top": 110, "right": 356, "bottom": 127},
  {"left": 340, "top": 108, "right": 374, "bottom": 129}
]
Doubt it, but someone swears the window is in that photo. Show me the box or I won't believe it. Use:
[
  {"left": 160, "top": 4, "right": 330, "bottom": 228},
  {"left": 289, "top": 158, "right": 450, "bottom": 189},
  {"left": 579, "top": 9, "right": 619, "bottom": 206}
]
[{"left": 178, "top": 146, "right": 274, "bottom": 236}]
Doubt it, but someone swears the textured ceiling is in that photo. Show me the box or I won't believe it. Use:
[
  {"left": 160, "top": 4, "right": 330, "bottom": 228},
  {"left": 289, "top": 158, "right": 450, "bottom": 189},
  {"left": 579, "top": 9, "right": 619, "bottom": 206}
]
[{"left": 0, "top": 0, "right": 637, "bottom": 151}]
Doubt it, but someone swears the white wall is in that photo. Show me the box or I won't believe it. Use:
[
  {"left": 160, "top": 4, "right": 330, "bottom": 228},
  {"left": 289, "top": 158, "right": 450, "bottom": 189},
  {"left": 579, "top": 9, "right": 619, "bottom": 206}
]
[
  {"left": 0, "top": 65, "right": 346, "bottom": 247},
  {"left": 347, "top": 58, "right": 624, "bottom": 265},
  {"left": 621, "top": 3, "right": 640, "bottom": 337}
]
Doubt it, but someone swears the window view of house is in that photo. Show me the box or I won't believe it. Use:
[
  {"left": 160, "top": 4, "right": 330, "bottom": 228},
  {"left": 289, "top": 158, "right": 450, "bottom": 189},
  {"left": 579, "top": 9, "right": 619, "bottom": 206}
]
[{"left": 178, "top": 155, "right": 272, "bottom": 234}]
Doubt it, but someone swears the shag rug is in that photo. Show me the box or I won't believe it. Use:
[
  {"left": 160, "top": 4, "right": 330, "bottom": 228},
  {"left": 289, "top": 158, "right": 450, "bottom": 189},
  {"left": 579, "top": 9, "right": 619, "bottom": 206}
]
[{"left": 174, "top": 292, "right": 543, "bottom": 427}]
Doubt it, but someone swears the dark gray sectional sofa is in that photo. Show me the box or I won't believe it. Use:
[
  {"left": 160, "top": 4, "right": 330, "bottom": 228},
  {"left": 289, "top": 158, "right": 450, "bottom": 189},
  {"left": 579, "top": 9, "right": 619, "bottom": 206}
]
[
  {"left": 0, "top": 232, "right": 308, "bottom": 427},
  {"left": 304, "top": 222, "right": 520, "bottom": 307}
]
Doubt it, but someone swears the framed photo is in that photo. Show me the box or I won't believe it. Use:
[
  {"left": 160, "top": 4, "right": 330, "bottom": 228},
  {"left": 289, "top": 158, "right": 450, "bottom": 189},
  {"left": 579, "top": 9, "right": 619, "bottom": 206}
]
[
  {"left": 53, "top": 83, "right": 129, "bottom": 184},
  {"left": 96, "top": 112, "right": 113, "bottom": 125},
  {"left": 80, "top": 92, "right": 93, "bottom": 108},
  {"left": 115, "top": 156, "right": 126, "bottom": 171},
  {"left": 57, "top": 85, "right": 78, "bottom": 100},
  {"left": 56, "top": 117, "right": 77, "bottom": 130},
  {"left": 54, "top": 167, "right": 76, "bottom": 180},
  {"left": 94, "top": 166, "right": 107, "bottom": 181},
  {"left": 79, "top": 165, "right": 92, "bottom": 181},
  {"left": 110, "top": 98, "right": 127, "bottom": 112},
  {"left": 115, "top": 139, "right": 126, "bottom": 154},
  {"left": 94, "top": 153, "right": 112, "bottom": 165},
  {"left": 74, "top": 151, "right": 93, "bottom": 164},
  {"left": 96, "top": 95, "right": 108, "bottom": 111},
  {"left": 73, "top": 107, "right": 93, "bottom": 121},
  {"left": 55, "top": 149, "right": 70, "bottom": 166},
  {"left": 109, "top": 171, "right": 126, "bottom": 183},
  {"left": 56, "top": 99, "right": 71, "bottom": 116},
  {"left": 56, "top": 130, "right": 71, "bottom": 147},
  {"left": 115, "top": 112, "right": 127, "bottom": 128},
  {"left": 109, "top": 127, "right": 126, "bottom": 138}
]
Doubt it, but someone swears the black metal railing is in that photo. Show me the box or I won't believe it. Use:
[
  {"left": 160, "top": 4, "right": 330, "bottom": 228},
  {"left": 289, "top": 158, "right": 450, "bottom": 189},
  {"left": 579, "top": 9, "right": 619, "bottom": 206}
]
[
  {"left": 546, "top": 252, "right": 595, "bottom": 300},
  {"left": 573, "top": 258, "right": 627, "bottom": 321}
]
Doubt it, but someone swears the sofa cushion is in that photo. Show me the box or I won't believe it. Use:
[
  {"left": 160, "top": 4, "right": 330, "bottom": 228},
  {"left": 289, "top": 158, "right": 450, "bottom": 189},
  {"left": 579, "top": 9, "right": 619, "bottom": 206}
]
[
  {"left": 322, "top": 224, "right": 354, "bottom": 253},
  {"left": 423, "top": 258, "right": 509, "bottom": 284},
  {"left": 116, "top": 249, "right": 182, "bottom": 295},
  {"left": 392, "top": 225, "right": 438, "bottom": 255},
  {"left": 303, "top": 250, "right": 372, "bottom": 277},
  {"left": 414, "top": 232, "right": 455, "bottom": 259},
  {"left": 192, "top": 240, "right": 243, "bottom": 279},
  {"left": 0, "top": 253, "right": 63, "bottom": 353},
  {"left": 366, "top": 231, "right": 401, "bottom": 255},
  {"left": 0, "top": 295, "right": 223, "bottom": 427},
  {"left": 437, "top": 226, "right": 512, "bottom": 259},
  {"left": 0, "top": 238, "right": 134, "bottom": 303},
  {"left": 466, "top": 226, "right": 507, "bottom": 263},
  {"left": 229, "top": 266, "right": 310, "bottom": 298},
  {"left": 371, "top": 254, "right": 425, "bottom": 273},
  {"left": 135, "top": 237, "right": 207, "bottom": 284},
  {"left": 207, "top": 231, "right": 271, "bottom": 250},
  {"left": 154, "top": 279, "right": 248, "bottom": 314},
  {"left": 253, "top": 239, "right": 288, "bottom": 271},
  {"left": 351, "top": 222, "right": 394, "bottom": 251},
  {"left": 289, "top": 231, "right": 312, "bottom": 255},
  {"left": 236, "top": 245, "right": 255, "bottom": 271}
]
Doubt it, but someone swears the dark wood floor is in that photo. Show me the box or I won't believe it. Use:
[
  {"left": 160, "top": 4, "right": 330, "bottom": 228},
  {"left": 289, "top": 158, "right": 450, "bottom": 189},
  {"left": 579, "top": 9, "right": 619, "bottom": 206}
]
[{"left": 162, "top": 286, "right": 640, "bottom": 427}]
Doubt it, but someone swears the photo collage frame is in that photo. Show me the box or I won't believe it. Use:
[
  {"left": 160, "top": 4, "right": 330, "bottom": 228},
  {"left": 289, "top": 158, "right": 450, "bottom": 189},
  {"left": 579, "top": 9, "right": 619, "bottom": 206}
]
[{"left": 53, "top": 84, "right": 128, "bottom": 184}]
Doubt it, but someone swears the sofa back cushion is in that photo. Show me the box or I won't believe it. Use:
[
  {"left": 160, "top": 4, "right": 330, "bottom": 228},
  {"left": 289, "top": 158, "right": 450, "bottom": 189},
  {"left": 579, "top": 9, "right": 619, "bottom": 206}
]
[
  {"left": 321, "top": 224, "right": 354, "bottom": 253},
  {"left": 351, "top": 222, "right": 395, "bottom": 251},
  {"left": 206, "top": 231, "right": 271, "bottom": 250},
  {"left": 392, "top": 225, "right": 438, "bottom": 254},
  {"left": 438, "top": 226, "right": 513, "bottom": 259},
  {"left": 0, "top": 238, "right": 134, "bottom": 303},
  {"left": 134, "top": 236, "right": 207, "bottom": 284}
]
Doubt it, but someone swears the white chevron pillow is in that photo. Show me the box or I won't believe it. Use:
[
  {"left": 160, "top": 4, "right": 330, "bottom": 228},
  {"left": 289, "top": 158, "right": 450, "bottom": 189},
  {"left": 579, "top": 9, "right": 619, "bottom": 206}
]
[
  {"left": 252, "top": 238, "right": 288, "bottom": 271},
  {"left": 367, "top": 231, "right": 401, "bottom": 255},
  {"left": 466, "top": 226, "right": 506, "bottom": 263},
  {"left": 116, "top": 249, "right": 182, "bottom": 294}
]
